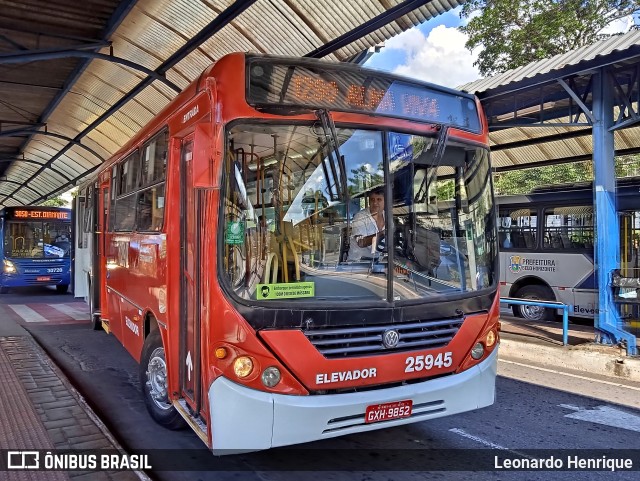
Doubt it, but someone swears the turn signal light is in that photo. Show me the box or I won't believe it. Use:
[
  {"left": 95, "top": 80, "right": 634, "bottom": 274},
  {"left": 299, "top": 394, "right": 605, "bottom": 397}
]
[
  {"left": 486, "top": 330, "right": 496, "bottom": 347},
  {"left": 215, "top": 347, "right": 227, "bottom": 359},
  {"left": 233, "top": 356, "right": 254, "bottom": 378}
]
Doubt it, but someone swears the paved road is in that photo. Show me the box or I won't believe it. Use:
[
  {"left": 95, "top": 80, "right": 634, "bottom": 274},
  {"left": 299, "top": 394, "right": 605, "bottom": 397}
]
[{"left": 3, "top": 287, "right": 640, "bottom": 480}]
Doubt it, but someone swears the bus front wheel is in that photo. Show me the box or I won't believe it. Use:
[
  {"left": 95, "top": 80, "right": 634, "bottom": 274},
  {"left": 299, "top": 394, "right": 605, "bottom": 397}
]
[
  {"left": 140, "top": 329, "right": 186, "bottom": 430},
  {"left": 56, "top": 284, "right": 69, "bottom": 294},
  {"left": 0, "top": 287, "right": 9, "bottom": 294},
  {"left": 513, "top": 285, "right": 556, "bottom": 321}
]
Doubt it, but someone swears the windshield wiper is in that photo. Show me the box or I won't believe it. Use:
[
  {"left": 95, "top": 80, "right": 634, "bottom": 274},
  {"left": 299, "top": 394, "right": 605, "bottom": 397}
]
[
  {"left": 415, "top": 124, "right": 450, "bottom": 204},
  {"left": 315, "top": 109, "right": 348, "bottom": 202}
]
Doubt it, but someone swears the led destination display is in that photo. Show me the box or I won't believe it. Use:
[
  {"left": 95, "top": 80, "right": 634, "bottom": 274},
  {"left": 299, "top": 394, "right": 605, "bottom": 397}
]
[
  {"left": 246, "top": 58, "right": 481, "bottom": 132},
  {"left": 5, "top": 209, "right": 70, "bottom": 220}
]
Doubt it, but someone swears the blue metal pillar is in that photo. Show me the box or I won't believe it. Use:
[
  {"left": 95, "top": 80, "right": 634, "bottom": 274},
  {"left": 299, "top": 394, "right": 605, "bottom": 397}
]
[{"left": 592, "top": 69, "right": 637, "bottom": 355}]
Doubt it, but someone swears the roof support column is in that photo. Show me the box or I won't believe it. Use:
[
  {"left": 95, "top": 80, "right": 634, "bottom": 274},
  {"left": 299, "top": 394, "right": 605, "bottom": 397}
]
[{"left": 592, "top": 68, "right": 637, "bottom": 355}]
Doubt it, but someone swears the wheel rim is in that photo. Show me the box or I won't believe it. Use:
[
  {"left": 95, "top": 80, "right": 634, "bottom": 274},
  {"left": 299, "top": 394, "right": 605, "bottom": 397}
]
[
  {"left": 521, "top": 297, "right": 545, "bottom": 321},
  {"left": 146, "top": 347, "right": 172, "bottom": 411}
]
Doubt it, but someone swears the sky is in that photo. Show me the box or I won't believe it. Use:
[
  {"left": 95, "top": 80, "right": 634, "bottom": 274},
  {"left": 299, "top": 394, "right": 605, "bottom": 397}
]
[
  {"left": 363, "top": 5, "right": 637, "bottom": 89},
  {"left": 364, "top": 7, "right": 479, "bottom": 89}
]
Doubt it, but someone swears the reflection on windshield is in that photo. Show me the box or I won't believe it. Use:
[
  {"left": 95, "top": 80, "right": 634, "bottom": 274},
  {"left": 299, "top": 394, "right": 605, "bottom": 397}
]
[
  {"left": 222, "top": 123, "right": 496, "bottom": 304},
  {"left": 4, "top": 221, "right": 71, "bottom": 258}
]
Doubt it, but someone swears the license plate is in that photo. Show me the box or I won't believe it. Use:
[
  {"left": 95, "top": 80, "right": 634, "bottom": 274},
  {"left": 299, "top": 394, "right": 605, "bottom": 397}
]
[
  {"left": 36, "top": 276, "right": 51, "bottom": 281},
  {"left": 365, "top": 400, "right": 412, "bottom": 424}
]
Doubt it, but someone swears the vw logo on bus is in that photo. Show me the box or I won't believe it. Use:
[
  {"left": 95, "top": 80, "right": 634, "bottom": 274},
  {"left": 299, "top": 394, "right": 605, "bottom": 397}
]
[{"left": 382, "top": 329, "right": 400, "bottom": 349}]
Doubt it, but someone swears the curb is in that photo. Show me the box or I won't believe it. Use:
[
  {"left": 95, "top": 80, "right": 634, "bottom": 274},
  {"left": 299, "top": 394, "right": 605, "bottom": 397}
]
[{"left": 499, "top": 337, "right": 640, "bottom": 383}]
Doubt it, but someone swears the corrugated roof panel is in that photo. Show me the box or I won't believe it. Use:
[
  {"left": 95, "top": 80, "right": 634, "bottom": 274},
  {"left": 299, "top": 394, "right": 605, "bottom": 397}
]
[
  {"left": 130, "top": 85, "right": 173, "bottom": 117},
  {"left": 85, "top": 127, "right": 128, "bottom": 157},
  {"left": 52, "top": 150, "right": 95, "bottom": 175},
  {"left": 169, "top": 50, "right": 217, "bottom": 83},
  {"left": 232, "top": 3, "right": 315, "bottom": 56},
  {"left": 51, "top": 157, "right": 85, "bottom": 179},
  {"left": 6, "top": 165, "right": 40, "bottom": 182},
  {"left": 4, "top": 0, "right": 470, "bottom": 204},
  {"left": 110, "top": 102, "right": 155, "bottom": 139},
  {"left": 82, "top": 61, "right": 149, "bottom": 98},
  {"left": 463, "top": 30, "right": 640, "bottom": 94}
]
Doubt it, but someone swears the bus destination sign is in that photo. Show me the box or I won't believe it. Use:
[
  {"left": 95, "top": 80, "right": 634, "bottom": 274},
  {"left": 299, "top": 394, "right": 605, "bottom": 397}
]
[
  {"left": 246, "top": 58, "right": 481, "bottom": 133},
  {"left": 10, "top": 210, "right": 70, "bottom": 220}
]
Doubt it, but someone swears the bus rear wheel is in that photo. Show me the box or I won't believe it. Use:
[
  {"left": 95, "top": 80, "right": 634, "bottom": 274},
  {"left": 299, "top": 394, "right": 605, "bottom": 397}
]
[
  {"left": 139, "top": 329, "right": 185, "bottom": 430},
  {"left": 513, "top": 285, "right": 556, "bottom": 321}
]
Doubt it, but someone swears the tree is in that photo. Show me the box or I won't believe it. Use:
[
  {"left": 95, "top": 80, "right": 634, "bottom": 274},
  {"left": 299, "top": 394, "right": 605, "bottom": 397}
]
[
  {"left": 460, "top": 0, "right": 640, "bottom": 76},
  {"left": 39, "top": 197, "right": 67, "bottom": 207}
]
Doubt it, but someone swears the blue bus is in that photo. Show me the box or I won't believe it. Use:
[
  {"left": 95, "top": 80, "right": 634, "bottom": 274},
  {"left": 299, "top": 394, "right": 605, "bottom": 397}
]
[{"left": 0, "top": 206, "right": 72, "bottom": 294}]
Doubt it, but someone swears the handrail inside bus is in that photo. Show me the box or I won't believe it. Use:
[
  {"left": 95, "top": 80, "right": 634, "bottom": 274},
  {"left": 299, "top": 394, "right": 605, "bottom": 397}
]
[{"left": 500, "top": 297, "right": 572, "bottom": 346}]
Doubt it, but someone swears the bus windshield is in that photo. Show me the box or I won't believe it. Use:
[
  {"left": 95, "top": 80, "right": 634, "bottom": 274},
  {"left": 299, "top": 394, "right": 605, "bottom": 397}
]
[
  {"left": 222, "top": 123, "right": 496, "bottom": 303},
  {"left": 4, "top": 221, "right": 71, "bottom": 258}
]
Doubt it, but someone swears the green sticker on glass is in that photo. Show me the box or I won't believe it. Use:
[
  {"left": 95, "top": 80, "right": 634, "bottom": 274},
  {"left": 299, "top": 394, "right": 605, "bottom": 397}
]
[
  {"left": 256, "top": 282, "right": 315, "bottom": 300},
  {"left": 226, "top": 220, "right": 245, "bottom": 244}
]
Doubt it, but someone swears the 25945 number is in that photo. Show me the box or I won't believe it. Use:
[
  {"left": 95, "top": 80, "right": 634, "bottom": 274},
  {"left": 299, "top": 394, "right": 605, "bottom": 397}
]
[{"left": 405, "top": 352, "right": 453, "bottom": 373}]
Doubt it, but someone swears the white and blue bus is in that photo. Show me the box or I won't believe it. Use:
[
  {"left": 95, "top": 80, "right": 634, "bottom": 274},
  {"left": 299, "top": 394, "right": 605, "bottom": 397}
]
[
  {"left": 497, "top": 178, "right": 640, "bottom": 321},
  {"left": 0, "top": 206, "right": 72, "bottom": 294}
]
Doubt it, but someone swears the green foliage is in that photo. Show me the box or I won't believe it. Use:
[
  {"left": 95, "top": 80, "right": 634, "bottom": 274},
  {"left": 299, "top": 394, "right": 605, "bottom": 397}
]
[
  {"left": 460, "top": 0, "right": 640, "bottom": 76},
  {"left": 348, "top": 164, "right": 383, "bottom": 195},
  {"left": 493, "top": 154, "right": 640, "bottom": 195},
  {"left": 39, "top": 197, "right": 67, "bottom": 207}
]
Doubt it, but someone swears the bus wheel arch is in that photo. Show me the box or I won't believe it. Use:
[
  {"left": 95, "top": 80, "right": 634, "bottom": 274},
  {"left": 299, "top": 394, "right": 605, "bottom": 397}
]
[
  {"left": 511, "top": 280, "right": 556, "bottom": 321},
  {"left": 139, "top": 319, "right": 185, "bottom": 430}
]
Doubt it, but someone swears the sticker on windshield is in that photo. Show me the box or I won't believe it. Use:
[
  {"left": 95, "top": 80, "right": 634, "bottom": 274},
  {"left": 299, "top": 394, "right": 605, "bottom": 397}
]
[
  {"left": 256, "top": 282, "right": 315, "bottom": 300},
  {"left": 225, "top": 221, "right": 245, "bottom": 244}
]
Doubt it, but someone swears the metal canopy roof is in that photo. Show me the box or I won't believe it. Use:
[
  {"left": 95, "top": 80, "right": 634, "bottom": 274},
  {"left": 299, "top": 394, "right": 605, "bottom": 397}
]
[
  {"left": 0, "top": 0, "right": 463, "bottom": 206},
  {"left": 460, "top": 30, "right": 640, "bottom": 173}
]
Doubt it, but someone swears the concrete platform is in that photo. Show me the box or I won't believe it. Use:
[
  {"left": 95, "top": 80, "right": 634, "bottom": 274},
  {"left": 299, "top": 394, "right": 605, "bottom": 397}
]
[
  {"left": 499, "top": 314, "right": 640, "bottom": 383},
  {"left": 0, "top": 301, "right": 147, "bottom": 480}
]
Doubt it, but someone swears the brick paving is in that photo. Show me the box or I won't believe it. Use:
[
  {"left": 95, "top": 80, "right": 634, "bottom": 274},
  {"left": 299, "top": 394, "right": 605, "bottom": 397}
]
[{"left": 0, "top": 336, "right": 146, "bottom": 481}]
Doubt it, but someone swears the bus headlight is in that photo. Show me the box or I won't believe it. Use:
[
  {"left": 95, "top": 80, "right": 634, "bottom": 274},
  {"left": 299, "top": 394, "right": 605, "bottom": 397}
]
[
  {"left": 261, "top": 367, "right": 281, "bottom": 388},
  {"left": 3, "top": 259, "right": 16, "bottom": 274},
  {"left": 470, "top": 342, "right": 484, "bottom": 360},
  {"left": 233, "top": 356, "right": 254, "bottom": 378}
]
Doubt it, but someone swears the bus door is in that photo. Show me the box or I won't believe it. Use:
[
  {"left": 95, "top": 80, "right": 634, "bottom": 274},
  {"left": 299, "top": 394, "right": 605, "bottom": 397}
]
[
  {"left": 90, "top": 181, "right": 101, "bottom": 318},
  {"left": 179, "top": 135, "right": 201, "bottom": 411}
]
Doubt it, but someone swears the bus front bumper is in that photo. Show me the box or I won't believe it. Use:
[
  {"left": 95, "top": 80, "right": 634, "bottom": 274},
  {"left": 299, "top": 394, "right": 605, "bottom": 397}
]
[{"left": 208, "top": 346, "right": 498, "bottom": 453}]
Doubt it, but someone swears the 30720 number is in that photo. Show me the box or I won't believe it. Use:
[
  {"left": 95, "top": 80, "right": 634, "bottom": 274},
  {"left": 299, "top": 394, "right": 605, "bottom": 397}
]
[{"left": 405, "top": 352, "right": 453, "bottom": 373}]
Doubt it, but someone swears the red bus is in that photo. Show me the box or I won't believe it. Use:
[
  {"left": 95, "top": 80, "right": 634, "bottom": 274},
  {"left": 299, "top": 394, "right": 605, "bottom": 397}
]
[{"left": 76, "top": 53, "right": 499, "bottom": 453}]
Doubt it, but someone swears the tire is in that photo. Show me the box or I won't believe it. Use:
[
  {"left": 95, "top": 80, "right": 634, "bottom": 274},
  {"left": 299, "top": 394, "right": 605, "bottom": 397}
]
[
  {"left": 0, "top": 286, "right": 9, "bottom": 294},
  {"left": 139, "top": 329, "right": 185, "bottom": 430},
  {"left": 512, "top": 285, "right": 556, "bottom": 321},
  {"left": 56, "top": 284, "right": 69, "bottom": 294}
]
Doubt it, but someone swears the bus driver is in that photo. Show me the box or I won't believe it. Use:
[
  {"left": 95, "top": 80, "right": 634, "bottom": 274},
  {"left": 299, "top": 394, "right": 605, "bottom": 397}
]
[{"left": 348, "top": 186, "right": 386, "bottom": 261}]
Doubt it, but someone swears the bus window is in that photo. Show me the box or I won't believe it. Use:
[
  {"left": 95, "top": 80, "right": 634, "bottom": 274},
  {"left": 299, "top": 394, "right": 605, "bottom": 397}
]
[
  {"left": 114, "top": 194, "right": 137, "bottom": 232},
  {"left": 543, "top": 206, "right": 593, "bottom": 249},
  {"left": 136, "top": 184, "right": 165, "bottom": 232},
  {"left": 109, "top": 166, "right": 117, "bottom": 232},
  {"left": 141, "top": 130, "right": 168, "bottom": 187},
  {"left": 498, "top": 208, "right": 537, "bottom": 249},
  {"left": 118, "top": 151, "right": 141, "bottom": 195},
  {"left": 3, "top": 220, "right": 70, "bottom": 258}
]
